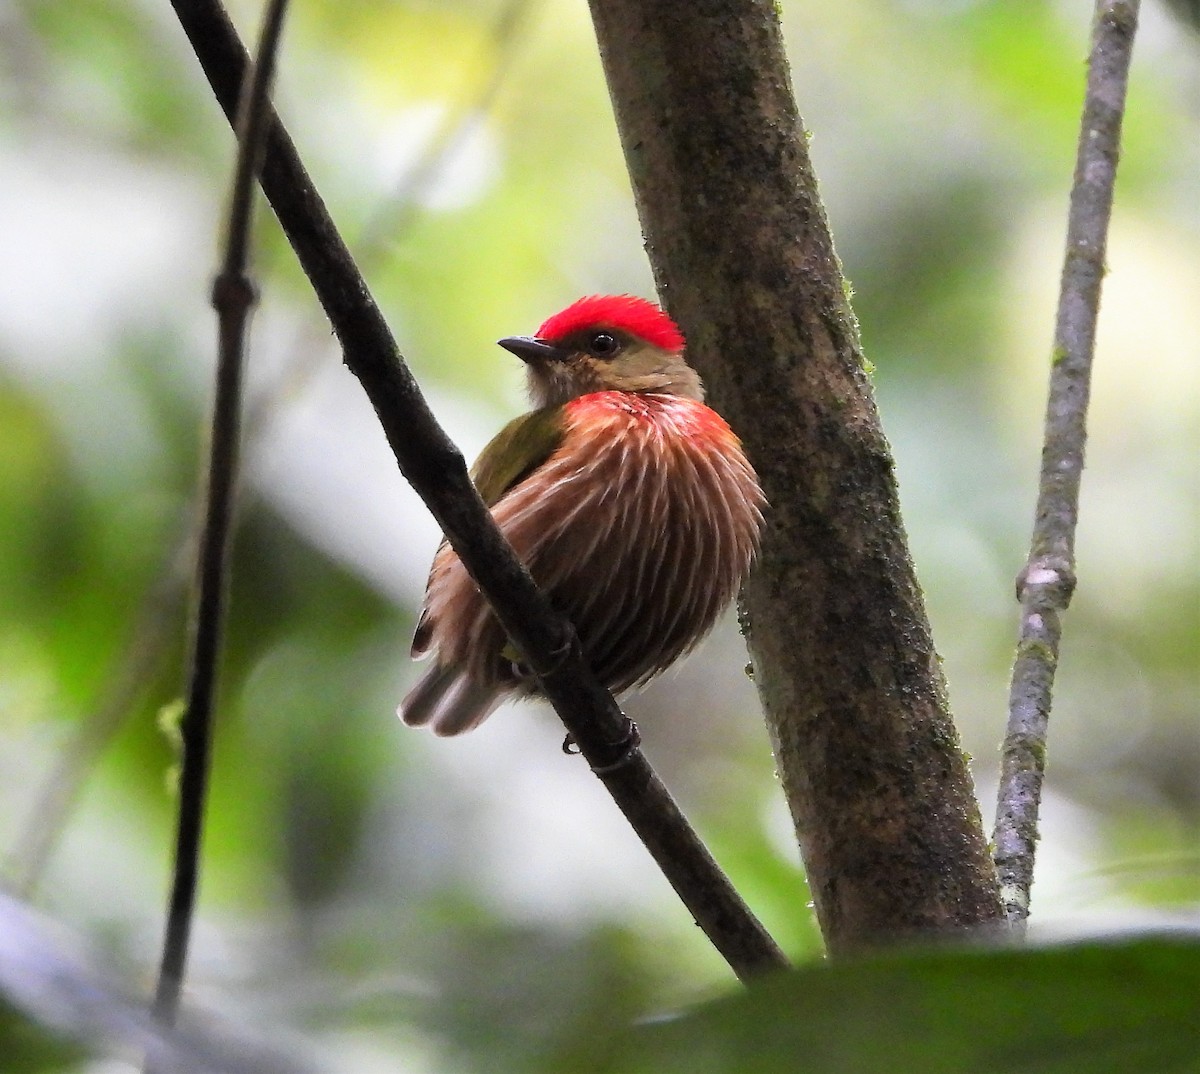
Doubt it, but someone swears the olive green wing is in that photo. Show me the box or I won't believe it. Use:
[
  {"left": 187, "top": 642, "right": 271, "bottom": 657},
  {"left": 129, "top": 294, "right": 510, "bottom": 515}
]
[
  {"left": 410, "top": 407, "right": 565, "bottom": 658},
  {"left": 469, "top": 407, "right": 566, "bottom": 507}
]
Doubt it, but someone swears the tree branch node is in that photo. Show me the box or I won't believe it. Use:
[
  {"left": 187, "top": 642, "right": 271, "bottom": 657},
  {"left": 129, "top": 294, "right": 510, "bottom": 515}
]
[
  {"left": 210, "top": 272, "right": 258, "bottom": 314},
  {"left": 1014, "top": 559, "right": 1077, "bottom": 608}
]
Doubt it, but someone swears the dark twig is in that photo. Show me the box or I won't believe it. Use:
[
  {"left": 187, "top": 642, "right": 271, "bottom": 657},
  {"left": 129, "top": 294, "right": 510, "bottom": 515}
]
[
  {"left": 150, "top": 0, "right": 292, "bottom": 1038},
  {"left": 5, "top": 3, "right": 529, "bottom": 897},
  {"left": 166, "top": 0, "right": 786, "bottom": 979},
  {"left": 993, "top": 0, "right": 1140, "bottom": 931}
]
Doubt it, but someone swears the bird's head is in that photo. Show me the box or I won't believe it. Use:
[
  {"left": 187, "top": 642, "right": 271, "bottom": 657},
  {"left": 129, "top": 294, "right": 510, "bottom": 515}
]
[{"left": 498, "top": 294, "right": 703, "bottom": 408}]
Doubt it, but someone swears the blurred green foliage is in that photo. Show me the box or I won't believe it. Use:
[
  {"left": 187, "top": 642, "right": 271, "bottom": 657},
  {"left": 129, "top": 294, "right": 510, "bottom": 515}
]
[
  {"left": 621, "top": 936, "right": 1200, "bottom": 1074},
  {"left": 0, "top": 0, "right": 1196, "bottom": 1070},
  {"left": 0, "top": 1004, "right": 85, "bottom": 1074}
]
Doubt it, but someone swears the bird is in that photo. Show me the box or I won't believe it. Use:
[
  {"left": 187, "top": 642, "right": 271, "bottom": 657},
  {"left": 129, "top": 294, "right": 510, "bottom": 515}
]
[{"left": 399, "top": 294, "right": 765, "bottom": 736}]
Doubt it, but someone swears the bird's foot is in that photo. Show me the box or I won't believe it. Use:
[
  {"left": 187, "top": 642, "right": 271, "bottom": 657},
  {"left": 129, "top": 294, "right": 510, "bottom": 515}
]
[
  {"left": 539, "top": 628, "right": 579, "bottom": 679},
  {"left": 508, "top": 627, "right": 578, "bottom": 686},
  {"left": 590, "top": 716, "right": 641, "bottom": 775},
  {"left": 561, "top": 716, "right": 642, "bottom": 774}
]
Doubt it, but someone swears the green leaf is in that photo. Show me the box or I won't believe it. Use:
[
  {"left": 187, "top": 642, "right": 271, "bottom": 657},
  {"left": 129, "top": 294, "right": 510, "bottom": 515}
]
[{"left": 619, "top": 936, "right": 1200, "bottom": 1074}]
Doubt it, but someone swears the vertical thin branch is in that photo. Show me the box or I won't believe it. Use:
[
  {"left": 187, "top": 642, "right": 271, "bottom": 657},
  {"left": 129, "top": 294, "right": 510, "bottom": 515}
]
[
  {"left": 993, "top": 0, "right": 1140, "bottom": 931},
  {"left": 149, "top": 0, "right": 292, "bottom": 1035},
  {"left": 5, "top": 3, "right": 529, "bottom": 895}
]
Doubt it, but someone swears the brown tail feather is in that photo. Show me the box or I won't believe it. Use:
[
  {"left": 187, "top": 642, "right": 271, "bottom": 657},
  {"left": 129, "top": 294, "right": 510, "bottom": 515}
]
[
  {"left": 398, "top": 664, "right": 457, "bottom": 728},
  {"left": 399, "top": 665, "right": 502, "bottom": 736}
]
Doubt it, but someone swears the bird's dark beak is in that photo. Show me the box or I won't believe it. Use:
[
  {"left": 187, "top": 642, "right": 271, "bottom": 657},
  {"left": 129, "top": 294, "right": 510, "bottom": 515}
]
[{"left": 497, "top": 336, "right": 567, "bottom": 365}]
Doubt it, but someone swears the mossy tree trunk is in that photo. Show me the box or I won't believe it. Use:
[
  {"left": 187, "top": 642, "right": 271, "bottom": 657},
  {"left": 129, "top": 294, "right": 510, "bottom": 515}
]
[{"left": 588, "top": 0, "right": 1005, "bottom": 953}]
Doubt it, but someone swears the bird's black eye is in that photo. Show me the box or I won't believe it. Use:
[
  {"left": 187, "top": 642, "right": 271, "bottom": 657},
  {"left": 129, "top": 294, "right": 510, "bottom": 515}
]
[{"left": 588, "top": 331, "right": 620, "bottom": 358}]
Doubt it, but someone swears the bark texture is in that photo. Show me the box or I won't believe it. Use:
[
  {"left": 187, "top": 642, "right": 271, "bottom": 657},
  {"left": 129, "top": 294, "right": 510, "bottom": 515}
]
[{"left": 588, "top": 0, "right": 1004, "bottom": 952}]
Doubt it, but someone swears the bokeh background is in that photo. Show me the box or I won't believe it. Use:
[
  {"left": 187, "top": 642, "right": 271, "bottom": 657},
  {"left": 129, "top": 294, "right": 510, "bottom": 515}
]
[{"left": 1, "top": 0, "right": 1197, "bottom": 1069}]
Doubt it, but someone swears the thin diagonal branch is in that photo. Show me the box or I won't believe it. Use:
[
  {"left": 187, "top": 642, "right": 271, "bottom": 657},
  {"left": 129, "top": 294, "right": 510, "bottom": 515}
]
[
  {"left": 993, "top": 0, "right": 1141, "bottom": 931},
  {"left": 167, "top": 0, "right": 786, "bottom": 980},
  {"left": 150, "top": 0, "right": 292, "bottom": 1038}
]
